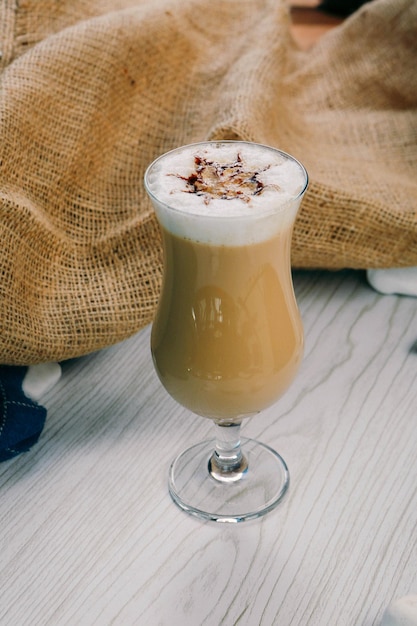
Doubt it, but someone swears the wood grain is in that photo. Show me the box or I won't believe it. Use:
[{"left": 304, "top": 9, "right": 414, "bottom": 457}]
[{"left": 0, "top": 269, "right": 416, "bottom": 626}]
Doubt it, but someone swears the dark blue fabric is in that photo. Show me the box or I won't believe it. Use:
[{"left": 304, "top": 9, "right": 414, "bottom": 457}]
[{"left": 0, "top": 366, "right": 47, "bottom": 462}]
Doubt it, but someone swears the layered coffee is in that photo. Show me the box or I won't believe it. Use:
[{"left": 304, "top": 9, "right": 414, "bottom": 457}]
[{"left": 145, "top": 141, "right": 307, "bottom": 421}]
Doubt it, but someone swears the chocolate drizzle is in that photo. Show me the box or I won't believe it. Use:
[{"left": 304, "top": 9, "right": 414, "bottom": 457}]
[{"left": 171, "top": 153, "right": 276, "bottom": 204}]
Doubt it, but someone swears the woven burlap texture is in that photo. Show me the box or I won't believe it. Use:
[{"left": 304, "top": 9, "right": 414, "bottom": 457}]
[{"left": 0, "top": 0, "right": 416, "bottom": 365}]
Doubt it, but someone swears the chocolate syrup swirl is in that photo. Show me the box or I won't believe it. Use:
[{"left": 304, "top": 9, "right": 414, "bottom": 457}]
[{"left": 172, "top": 153, "right": 276, "bottom": 204}]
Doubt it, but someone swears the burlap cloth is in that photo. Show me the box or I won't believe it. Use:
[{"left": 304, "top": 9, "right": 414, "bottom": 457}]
[{"left": 0, "top": 0, "right": 416, "bottom": 365}]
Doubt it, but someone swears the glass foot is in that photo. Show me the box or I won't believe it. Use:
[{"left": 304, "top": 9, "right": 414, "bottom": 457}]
[{"left": 168, "top": 438, "right": 289, "bottom": 523}]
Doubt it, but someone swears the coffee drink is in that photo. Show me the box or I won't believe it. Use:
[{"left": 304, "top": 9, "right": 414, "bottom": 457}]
[{"left": 145, "top": 141, "right": 307, "bottom": 421}]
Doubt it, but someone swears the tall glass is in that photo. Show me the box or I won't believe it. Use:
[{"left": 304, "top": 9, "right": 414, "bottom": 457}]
[{"left": 144, "top": 141, "right": 308, "bottom": 522}]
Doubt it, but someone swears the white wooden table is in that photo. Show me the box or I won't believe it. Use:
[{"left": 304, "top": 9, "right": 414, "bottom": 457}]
[{"left": 1, "top": 269, "right": 416, "bottom": 626}]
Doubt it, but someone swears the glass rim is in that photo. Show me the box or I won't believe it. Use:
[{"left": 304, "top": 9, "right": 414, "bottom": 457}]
[{"left": 144, "top": 140, "right": 309, "bottom": 220}]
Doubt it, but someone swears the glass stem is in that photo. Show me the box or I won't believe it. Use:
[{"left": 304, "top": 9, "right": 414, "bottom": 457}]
[{"left": 208, "top": 422, "right": 248, "bottom": 483}]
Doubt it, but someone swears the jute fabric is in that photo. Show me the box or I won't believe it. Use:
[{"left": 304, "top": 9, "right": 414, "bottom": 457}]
[{"left": 0, "top": 0, "right": 416, "bottom": 364}]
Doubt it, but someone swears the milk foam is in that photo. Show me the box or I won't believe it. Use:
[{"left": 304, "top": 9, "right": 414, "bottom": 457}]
[{"left": 145, "top": 142, "right": 308, "bottom": 245}]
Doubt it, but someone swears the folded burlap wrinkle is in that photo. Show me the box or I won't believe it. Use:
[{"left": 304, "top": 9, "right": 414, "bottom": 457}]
[{"left": 0, "top": 0, "right": 416, "bottom": 365}]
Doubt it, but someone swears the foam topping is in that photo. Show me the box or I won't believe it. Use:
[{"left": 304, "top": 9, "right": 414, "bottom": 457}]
[{"left": 146, "top": 142, "right": 307, "bottom": 217}]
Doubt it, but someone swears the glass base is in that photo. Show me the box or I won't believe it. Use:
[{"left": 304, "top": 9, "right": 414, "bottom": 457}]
[{"left": 168, "top": 438, "right": 289, "bottom": 523}]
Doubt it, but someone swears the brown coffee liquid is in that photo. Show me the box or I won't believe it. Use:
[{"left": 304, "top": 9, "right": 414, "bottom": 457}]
[{"left": 151, "top": 226, "right": 303, "bottom": 421}]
